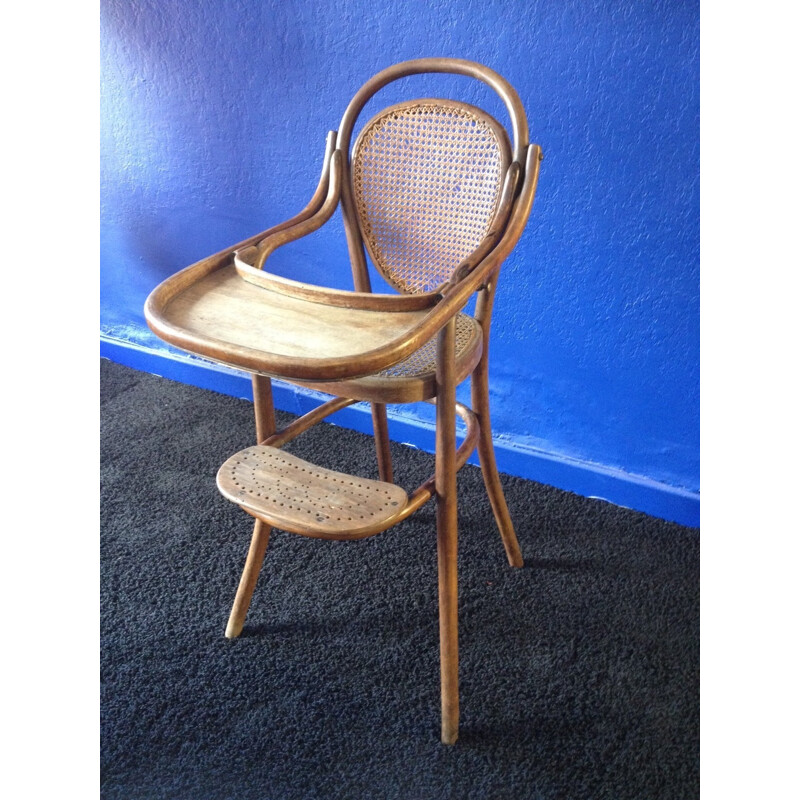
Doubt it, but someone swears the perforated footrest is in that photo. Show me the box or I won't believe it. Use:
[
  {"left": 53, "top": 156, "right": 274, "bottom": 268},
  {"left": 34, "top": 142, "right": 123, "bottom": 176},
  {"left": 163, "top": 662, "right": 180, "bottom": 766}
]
[{"left": 217, "top": 445, "right": 409, "bottom": 540}]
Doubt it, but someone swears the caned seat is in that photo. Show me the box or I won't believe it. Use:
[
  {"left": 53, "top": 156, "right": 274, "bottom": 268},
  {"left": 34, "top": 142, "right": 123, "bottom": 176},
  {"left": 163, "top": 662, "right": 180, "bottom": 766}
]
[
  {"left": 144, "top": 58, "right": 543, "bottom": 744},
  {"left": 295, "top": 312, "right": 483, "bottom": 403}
]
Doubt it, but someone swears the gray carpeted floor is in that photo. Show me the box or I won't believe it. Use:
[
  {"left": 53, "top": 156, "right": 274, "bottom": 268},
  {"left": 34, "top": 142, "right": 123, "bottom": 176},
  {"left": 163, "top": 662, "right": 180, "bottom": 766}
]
[{"left": 100, "top": 358, "right": 699, "bottom": 799}]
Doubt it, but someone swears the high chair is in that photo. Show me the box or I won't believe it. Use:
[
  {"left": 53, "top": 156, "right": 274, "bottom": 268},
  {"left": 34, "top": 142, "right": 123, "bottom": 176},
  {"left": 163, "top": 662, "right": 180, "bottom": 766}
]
[{"left": 145, "top": 58, "right": 543, "bottom": 743}]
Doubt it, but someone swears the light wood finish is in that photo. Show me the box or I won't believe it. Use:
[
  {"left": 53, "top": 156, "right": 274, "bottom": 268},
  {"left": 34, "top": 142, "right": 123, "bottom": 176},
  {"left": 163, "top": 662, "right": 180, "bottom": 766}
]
[
  {"left": 225, "top": 375, "right": 277, "bottom": 639},
  {"left": 291, "top": 313, "right": 483, "bottom": 404},
  {"left": 371, "top": 403, "right": 393, "bottom": 483},
  {"left": 252, "top": 374, "right": 276, "bottom": 444},
  {"left": 142, "top": 59, "right": 544, "bottom": 745},
  {"left": 383, "top": 400, "right": 479, "bottom": 526},
  {"left": 444, "top": 161, "right": 520, "bottom": 290},
  {"left": 473, "top": 283, "right": 523, "bottom": 567},
  {"left": 436, "top": 317, "right": 459, "bottom": 744},
  {"left": 224, "top": 401, "right": 479, "bottom": 544},
  {"left": 335, "top": 57, "right": 532, "bottom": 325},
  {"left": 250, "top": 149, "right": 344, "bottom": 271},
  {"left": 225, "top": 520, "right": 270, "bottom": 639},
  {"left": 147, "top": 263, "right": 437, "bottom": 381},
  {"left": 217, "top": 445, "right": 408, "bottom": 540},
  {"left": 263, "top": 396, "right": 356, "bottom": 448},
  {"left": 337, "top": 57, "right": 530, "bottom": 167},
  {"left": 234, "top": 246, "right": 441, "bottom": 311},
  {"left": 169, "top": 128, "right": 337, "bottom": 298},
  {"left": 144, "top": 146, "right": 540, "bottom": 384}
]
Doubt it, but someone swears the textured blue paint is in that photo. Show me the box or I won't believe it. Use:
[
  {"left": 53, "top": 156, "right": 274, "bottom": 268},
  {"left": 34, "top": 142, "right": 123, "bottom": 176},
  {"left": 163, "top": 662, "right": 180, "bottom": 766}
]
[{"left": 101, "top": 0, "right": 699, "bottom": 521}]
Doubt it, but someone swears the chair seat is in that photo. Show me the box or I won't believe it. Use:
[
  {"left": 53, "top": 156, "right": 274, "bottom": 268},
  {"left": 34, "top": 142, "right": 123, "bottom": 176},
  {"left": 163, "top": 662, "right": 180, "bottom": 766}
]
[
  {"left": 217, "top": 445, "right": 409, "bottom": 540},
  {"left": 295, "top": 312, "right": 483, "bottom": 403}
]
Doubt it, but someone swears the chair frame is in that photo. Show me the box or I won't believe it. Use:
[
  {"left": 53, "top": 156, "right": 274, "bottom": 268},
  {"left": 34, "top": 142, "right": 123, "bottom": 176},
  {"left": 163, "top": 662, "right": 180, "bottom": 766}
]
[{"left": 144, "top": 58, "right": 543, "bottom": 744}]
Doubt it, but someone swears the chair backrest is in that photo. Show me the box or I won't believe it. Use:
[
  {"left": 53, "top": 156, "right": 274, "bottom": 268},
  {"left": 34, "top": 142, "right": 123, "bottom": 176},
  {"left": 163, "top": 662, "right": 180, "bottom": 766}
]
[
  {"left": 336, "top": 59, "right": 530, "bottom": 296},
  {"left": 351, "top": 99, "right": 511, "bottom": 294}
]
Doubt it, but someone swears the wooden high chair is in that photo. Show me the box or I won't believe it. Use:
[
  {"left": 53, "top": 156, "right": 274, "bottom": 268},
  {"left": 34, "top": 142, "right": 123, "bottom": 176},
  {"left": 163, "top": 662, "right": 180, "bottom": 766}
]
[{"left": 145, "top": 58, "right": 543, "bottom": 744}]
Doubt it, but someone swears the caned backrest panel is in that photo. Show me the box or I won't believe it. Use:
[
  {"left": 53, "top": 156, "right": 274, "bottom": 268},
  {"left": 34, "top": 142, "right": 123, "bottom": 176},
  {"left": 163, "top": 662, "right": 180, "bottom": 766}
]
[{"left": 351, "top": 99, "right": 511, "bottom": 294}]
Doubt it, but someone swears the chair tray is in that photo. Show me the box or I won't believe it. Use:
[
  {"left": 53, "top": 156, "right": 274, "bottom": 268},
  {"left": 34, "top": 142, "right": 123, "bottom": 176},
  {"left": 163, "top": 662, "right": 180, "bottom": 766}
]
[
  {"left": 217, "top": 445, "right": 409, "bottom": 540},
  {"left": 146, "top": 263, "right": 436, "bottom": 381}
]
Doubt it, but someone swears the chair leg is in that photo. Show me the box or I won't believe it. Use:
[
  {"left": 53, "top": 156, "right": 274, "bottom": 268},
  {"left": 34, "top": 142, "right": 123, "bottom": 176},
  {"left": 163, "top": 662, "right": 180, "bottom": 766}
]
[
  {"left": 371, "top": 402, "right": 393, "bottom": 483},
  {"left": 225, "top": 374, "right": 277, "bottom": 638},
  {"left": 472, "top": 357, "right": 524, "bottom": 568},
  {"left": 225, "top": 519, "right": 271, "bottom": 638},
  {"left": 253, "top": 374, "right": 276, "bottom": 444},
  {"left": 436, "top": 318, "right": 459, "bottom": 745}
]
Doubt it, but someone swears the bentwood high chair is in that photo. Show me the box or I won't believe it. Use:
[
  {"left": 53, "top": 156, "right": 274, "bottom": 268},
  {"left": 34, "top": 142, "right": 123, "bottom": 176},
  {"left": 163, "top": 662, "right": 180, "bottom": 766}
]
[{"left": 144, "top": 58, "right": 543, "bottom": 744}]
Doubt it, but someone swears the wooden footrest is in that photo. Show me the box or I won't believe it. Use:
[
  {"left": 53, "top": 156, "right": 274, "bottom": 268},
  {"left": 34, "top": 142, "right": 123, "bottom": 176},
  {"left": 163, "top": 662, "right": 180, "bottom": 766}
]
[{"left": 217, "top": 445, "right": 409, "bottom": 540}]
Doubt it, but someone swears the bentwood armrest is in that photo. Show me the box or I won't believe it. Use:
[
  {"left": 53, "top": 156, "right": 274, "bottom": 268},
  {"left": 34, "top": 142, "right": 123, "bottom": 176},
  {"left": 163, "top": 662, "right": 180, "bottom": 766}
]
[
  {"left": 249, "top": 148, "right": 342, "bottom": 271},
  {"left": 231, "top": 247, "right": 442, "bottom": 311},
  {"left": 144, "top": 143, "right": 541, "bottom": 383}
]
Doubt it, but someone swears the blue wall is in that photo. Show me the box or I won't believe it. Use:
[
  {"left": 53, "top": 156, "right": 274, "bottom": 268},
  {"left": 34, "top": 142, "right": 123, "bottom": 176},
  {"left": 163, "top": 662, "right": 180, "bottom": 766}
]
[{"left": 101, "top": 0, "right": 699, "bottom": 527}]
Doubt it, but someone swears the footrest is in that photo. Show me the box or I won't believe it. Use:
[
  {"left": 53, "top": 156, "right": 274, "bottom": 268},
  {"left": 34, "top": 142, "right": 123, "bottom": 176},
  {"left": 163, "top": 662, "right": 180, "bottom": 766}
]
[{"left": 217, "top": 445, "right": 409, "bottom": 540}]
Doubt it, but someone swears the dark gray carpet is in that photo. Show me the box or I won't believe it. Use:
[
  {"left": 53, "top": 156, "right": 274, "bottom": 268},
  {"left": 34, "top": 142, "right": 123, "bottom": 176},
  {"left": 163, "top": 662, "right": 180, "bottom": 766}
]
[{"left": 100, "top": 358, "right": 699, "bottom": 800}]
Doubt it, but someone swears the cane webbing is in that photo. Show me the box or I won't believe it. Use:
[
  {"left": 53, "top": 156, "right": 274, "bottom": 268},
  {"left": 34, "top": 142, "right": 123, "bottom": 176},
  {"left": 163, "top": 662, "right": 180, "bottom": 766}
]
[
  {"left": 376, "top": 313, "right": 479, "bottom": 378},
  {"left": 352, "top": 101, "right": 509, "bottom": 294}
]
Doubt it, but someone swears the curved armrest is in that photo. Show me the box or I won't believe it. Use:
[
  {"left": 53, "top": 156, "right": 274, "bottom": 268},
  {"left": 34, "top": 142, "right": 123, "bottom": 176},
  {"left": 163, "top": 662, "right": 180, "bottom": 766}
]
[
  {"left": 233, "top": 244, "right": 442, "bottom": 311},
  {"left": 145, "top": 143, "right": 542, "bottom": 383}
]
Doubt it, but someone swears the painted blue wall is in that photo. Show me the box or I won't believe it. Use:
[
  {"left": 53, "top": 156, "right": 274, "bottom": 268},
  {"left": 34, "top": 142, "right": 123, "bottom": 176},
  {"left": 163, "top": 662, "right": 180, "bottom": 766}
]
[{"left": 101, "top": 0, "right": 699, "bottom": 526}]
